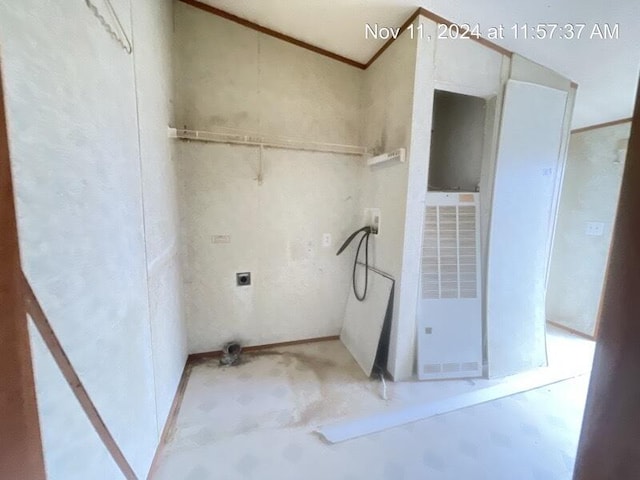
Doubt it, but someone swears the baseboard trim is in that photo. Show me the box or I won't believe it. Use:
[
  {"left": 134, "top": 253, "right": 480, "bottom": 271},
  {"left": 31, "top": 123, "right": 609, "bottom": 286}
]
[
  {"left": 146, "top": 360, "right": 193, "bottom": 479},
  {"left": 571, "top": 117, "right": 632, "bottom": 134},
  {"left": 188, "top": 335, "right": 340, "bottom": 362},
  {"left": 547, "top": 320, "right": 596, "bottom": 341}
]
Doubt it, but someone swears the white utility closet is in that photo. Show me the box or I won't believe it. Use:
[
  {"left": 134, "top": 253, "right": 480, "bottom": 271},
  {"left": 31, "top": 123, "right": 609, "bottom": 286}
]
[{"left": 412, "top": 38, "right": 575, "bottom": 380}]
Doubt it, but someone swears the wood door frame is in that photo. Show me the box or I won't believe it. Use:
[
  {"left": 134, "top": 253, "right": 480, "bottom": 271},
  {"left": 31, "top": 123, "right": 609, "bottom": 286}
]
[
  {"left": 573, "top": 79, "right": 640, "bottom": 478},
  {"left": 0, "top": 60, "right": 46, "bottom": 478}
]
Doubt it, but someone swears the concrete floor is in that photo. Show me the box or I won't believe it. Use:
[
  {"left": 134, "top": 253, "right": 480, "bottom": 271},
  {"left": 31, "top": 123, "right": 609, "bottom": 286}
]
[{"left": 151, "top": 325, "right": 594, "bottom": 479}]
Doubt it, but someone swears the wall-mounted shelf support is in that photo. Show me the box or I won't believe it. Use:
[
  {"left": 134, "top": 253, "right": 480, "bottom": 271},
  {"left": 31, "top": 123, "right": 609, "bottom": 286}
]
[{"left": 367, "top": 148, "right": 405, "bottom": 167}]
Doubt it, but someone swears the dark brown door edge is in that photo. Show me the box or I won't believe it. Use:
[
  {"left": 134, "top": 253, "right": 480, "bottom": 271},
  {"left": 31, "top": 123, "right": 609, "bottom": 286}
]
[
  {"left": 1, "top": 58, "right": 137, "bottom": 479},
  {"left": 0, "top": 59, "right": 46, "bottom": 479},
  {"left": 573, "top": 79, "right": 640, "bottom": 478}
]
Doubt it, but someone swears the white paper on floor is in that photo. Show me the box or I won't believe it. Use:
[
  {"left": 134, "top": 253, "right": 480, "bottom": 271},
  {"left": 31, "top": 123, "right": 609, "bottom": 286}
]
[
  {"left": 340, "top": 267, "right": 393, "bottom": 376},
  {"left": 316, "top": 366, "right": 589, "bottom": 443}
]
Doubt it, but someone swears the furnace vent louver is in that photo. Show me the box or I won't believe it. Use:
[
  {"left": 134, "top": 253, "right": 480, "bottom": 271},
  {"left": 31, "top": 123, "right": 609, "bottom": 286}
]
[
  {"left": 422, "top": 204, "right": 478, "bottom": 300},
  {"left": 417, "top": 192, "right": 483, "bottom": 381}
]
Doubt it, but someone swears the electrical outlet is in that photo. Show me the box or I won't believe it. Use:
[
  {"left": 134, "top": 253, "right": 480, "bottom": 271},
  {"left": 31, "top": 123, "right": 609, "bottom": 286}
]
[
  {"left": 322, "top": 233, "right": 332, "bottom": 247},
  {"left": 236, "top": 272, "right": 251, "bottom": 286},
  {"left": 585, "top": 222, "right": 605, "bottom": 236}
]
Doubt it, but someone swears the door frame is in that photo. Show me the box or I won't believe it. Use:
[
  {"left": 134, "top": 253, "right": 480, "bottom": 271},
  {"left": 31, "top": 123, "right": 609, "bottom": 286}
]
[
  {"left": 573, "top": 79, "right": 640, "bottom": 478},
  {"left": 0, "top": 58, "right": 46, "bottom": 479}
]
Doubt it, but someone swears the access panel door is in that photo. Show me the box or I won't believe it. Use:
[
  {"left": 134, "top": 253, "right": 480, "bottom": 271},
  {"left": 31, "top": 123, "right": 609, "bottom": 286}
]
[
  {"left": 417, "top": 192, "right": 483, "bottom": 380},
  {"left": 486, "top": 80, "right": 568, "bottom": 377}
]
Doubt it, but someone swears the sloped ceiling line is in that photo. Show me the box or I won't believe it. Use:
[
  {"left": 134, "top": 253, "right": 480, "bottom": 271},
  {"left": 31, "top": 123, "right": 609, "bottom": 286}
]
[
  {"left": 179, "top": 0, "right": 367, "bottom": 68},
  {"left": 178, "top": 0, "right": 517, "bottom": 71}
]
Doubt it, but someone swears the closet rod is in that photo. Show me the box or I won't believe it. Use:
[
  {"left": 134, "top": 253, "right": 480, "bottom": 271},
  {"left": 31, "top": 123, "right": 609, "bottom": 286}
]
[{"left": 168, "top": 127, "right": 368, "bottom": 156}]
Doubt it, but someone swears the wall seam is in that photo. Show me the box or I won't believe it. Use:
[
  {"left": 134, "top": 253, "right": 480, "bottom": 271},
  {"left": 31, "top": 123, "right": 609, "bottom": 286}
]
[{"left": 128, "top": 0, "right": 160, "bottom": 442}]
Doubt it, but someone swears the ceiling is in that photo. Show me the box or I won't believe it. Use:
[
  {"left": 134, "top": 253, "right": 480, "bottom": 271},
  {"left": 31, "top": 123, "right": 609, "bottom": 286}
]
[{"left": 200, "top": 0, "right": 639, "bottom": 129}]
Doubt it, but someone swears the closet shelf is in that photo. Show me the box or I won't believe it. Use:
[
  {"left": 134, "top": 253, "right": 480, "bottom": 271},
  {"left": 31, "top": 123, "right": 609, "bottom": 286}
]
[{"left": 168, "top": 127, "right": 367, "bottom": 156}]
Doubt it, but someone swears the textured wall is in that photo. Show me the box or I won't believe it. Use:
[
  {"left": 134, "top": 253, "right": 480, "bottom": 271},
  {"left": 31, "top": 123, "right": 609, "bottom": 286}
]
[
  {"left": 131, "top": 0, "right": 188, "bottom": 435},
  {"left": 0, "top": 0, "right": 185, "bottom": 477},
  {"left": 547, "top": 122, "right": 630, "bottom": 336},
  {"left": 174, "top": 3, "right": 361, "bottom": 144},
  {"left": 360, "top": 22, "right": 425, "bottom": 381},
  {"left": 179, "top": 144, "right": 363, "bottom": 351},
  {"left": 174, "top": 2, "right": 364, "bottom": 353}
]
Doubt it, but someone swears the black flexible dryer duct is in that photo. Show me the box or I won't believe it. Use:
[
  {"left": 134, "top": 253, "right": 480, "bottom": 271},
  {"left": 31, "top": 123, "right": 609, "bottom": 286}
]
[{"left": 336, "top": 226, "right": 372, "bottom": 301}]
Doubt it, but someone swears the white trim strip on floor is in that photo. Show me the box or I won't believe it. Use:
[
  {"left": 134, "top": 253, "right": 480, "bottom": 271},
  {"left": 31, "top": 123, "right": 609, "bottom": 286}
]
[{"left": 316, "top": 367, "right": 590, "bottom": 443}]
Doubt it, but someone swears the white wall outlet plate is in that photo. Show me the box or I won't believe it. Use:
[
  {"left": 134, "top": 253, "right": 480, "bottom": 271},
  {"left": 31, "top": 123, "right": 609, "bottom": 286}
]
[
  {"left": 364, "top": 208, "right": 381, "bottom": 235},
  {"left": 322, "top": 233, "right": 332, "bottom": 247},
  {"left": 585, "top": 222, "right": 605, "bottom": 236}
]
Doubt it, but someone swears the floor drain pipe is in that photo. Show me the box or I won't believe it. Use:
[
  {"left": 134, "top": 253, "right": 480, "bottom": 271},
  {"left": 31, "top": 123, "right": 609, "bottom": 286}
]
[{"left": 220, "top": 341, "right": 242, "bottom": 366}]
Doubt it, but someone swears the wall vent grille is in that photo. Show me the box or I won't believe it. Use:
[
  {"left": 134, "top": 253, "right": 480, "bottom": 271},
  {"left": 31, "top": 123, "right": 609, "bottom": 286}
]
[
  {"left": 423, "top": 364, "right": 442, "bottom": 374},
  {"left": 423, "top": 361, "right": 479, "bottom": 375},
  {"left": 421, "top": 204, "right": 478, "bottom": 299}
]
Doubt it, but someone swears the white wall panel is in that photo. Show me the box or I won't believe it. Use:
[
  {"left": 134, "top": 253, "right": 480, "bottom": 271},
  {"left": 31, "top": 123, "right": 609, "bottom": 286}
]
[
  {"left": 131, "top": 0, "right": 188, "bottom": 435},
  {"left": 0, "top": 0, "right": 186, "bottom": 476},
  {"left": 435, "top": 36, "right": 503, "bottom": 98},
  {"left": 360, "top": 19, "right": 436, "bottom": 380},
  {"left": 547, "top": 122, "right": 630, "bottom": 336},
  {"left": 487, "top": 80, "right": 568, "bottom": 377}
]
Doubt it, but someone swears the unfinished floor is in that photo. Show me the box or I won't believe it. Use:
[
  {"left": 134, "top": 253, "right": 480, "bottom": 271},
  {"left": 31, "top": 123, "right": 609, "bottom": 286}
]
[{"left": 151, "top": 326, "right": 594, "bottom": 479}]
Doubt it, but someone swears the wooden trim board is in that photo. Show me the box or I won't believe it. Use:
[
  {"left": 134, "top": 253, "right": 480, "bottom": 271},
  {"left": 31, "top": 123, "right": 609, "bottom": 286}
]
[
  {"left": 572, "top": 117, "right": 633, "bottom": 134},
  {"left": 179, "top": 0, "right": 366, "bottom": 69},
  {"left": 22, "top": 276, "right": 138, "bottom": 480},
  {"left": 178, "top": 1, "right": 516, "bottom": 71},
  {"left": 188, "top": 335, "right": 340, "bottom": 362},
  {"left": 547, "top": 321, "right": 596, "bottom": 341},
  {"left": 146, "top": 361, "right": 193, "bottom": 479},
  {"left": 0, "top": 58, "right": 47, "bottom": 480},
  {"left": 415, "top": 7, "right": 513, "bottom": 58},
  {"left": 364, "top": 8, "right": 422, "bottom": 68}
]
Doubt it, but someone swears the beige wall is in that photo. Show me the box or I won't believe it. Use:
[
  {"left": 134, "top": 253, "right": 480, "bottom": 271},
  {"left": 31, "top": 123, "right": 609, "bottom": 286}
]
[
  {"left": 174, "top": 2, "right": 365, "bottom": 353},
  {"left": 173, "top": 3, "right": 435, "bottom": 383},
  {"left": 547, "top": 122, "right": 630, "bottom": 336},
  {"left": 360, "top": 17, "right": 437, "bottom": 380}
]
